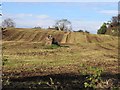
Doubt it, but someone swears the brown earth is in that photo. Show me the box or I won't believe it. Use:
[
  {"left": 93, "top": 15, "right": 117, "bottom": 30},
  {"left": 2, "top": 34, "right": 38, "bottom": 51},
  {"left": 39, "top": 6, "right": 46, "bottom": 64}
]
[
  {"left": 2, "top": 28, "right": 119, "bottom": 89},
  {"left": 2, "top": 28, "right": 117, "bottom": 44}
]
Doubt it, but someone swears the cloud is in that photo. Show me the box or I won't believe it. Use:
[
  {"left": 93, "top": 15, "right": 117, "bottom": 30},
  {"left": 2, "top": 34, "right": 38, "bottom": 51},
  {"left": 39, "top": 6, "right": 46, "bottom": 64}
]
[
  {"left": 36, "top": 15, "right": 50, "bottom": 19},
  {"left": 99, "top": 10, "right": 118, "bottom": 15},
  {"left": 72, "top": 20, "right": 103, "bottom": 33},
  {"left": 2, "top": 13, "right": 54, "bottom": 27},
  {"left": 3, "top": 13, "right": 50, "bottom": 19},
  {"left": 15, "top": 13, "right": 33, "bottom": 18},
  {"left": 2, "top": 13, "right": 33, "bottom": 19},
  {"left": 16, "top": 19, "right": 55, "bottom": 28},
  {"left": 2, "top": 13, "right": 103, "bottom": 34},
  {"left": 16, "top": 16, "right": 103, "bottom": 34}
]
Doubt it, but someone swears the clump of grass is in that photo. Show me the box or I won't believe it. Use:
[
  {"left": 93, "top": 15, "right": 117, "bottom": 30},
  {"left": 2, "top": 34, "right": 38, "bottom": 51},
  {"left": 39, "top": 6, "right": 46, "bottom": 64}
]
[
  {"left": 2, "top": 46, "right": 6, "bottom": 49},
  {"left": 44, "top": 44, "right": 60, "bottom": 49},
  {"left": 3, "top": 57, "right": 8, "bottom": 65}
]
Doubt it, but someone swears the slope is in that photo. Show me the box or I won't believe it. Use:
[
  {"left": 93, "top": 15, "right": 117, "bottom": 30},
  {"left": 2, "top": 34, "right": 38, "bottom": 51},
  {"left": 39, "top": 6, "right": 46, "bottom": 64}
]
[{"left": 2, "top": 28, "right": 118, "bottom": 44}]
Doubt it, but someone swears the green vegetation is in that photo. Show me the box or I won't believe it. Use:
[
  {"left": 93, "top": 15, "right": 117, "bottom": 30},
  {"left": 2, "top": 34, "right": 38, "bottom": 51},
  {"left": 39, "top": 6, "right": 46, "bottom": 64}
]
[
  {"left": 44, "top": 44, "right": 60, "bottom": 49},
  {"left": 84, "top": 66, "right": 103, "bottom": 89},
  {"left": 97, "top": 14, "right": 120, "bottom": 36},
  {"left": 97, "top": 23, "right": 107, "bottom": 34}
]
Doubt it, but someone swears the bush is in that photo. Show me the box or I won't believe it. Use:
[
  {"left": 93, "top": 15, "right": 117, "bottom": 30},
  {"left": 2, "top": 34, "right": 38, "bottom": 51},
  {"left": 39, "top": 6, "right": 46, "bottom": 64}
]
[
  {"left": 77, "top": 30, "right": 84, "bottom": 32},
  {"left": 44, "top": 44, "right": 60, "bottom": 49},
  {"left": 84, "top": 67, "right": 103, "bottom": 89},
  {"left": 85, "top": 30, "right": 90, "bottom": 34},
  {"left": 97, "top": 23, "right": 107, "bottom": 34}
]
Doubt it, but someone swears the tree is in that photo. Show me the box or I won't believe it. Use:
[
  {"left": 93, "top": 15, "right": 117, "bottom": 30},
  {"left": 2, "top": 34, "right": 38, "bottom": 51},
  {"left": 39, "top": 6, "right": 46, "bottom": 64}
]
[
  {"left": 2, "top": 18, "right": 16, "bottom": 28},
  {"left": 54, "top": 19, "right": 72, "bottom": 32},
  {"left": 111, "top": 16, "right": 118, "bottom": 26},
  {"left": 85, "top": 30, "right": 90, "bottom": 34},
  {"left": 33, "top": 26, "right": 41, "bottom": 29},
  {"left": 77, "top": 30, "right": 84, "bottom": 32},
  {"left": 97, "top": 23, "right": 107, "bottom": 34}
]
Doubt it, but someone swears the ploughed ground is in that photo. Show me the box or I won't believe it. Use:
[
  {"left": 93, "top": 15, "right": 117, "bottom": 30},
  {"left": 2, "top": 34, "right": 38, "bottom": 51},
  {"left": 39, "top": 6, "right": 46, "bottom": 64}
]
[{"left": 2, "top": 28, "right": 120, "bottom": 89}]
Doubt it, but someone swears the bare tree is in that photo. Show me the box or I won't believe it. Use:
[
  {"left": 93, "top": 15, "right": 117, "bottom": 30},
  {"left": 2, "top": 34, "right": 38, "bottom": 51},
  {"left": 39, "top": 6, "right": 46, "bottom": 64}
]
[
  {"left": 2, "top": 18, "right": 16, "bottom": 28},
  {"left": 111, "top": 16, "right": 118, "bottom": 26},
  {"left": 55, "top": 19, "right": 72, "bottom": 32}
]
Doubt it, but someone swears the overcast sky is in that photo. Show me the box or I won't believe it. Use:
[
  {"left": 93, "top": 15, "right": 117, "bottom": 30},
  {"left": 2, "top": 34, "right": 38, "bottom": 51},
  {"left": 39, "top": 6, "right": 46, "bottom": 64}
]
[{"left": 1, "top": 2, "right": 118, "bottom": 33}]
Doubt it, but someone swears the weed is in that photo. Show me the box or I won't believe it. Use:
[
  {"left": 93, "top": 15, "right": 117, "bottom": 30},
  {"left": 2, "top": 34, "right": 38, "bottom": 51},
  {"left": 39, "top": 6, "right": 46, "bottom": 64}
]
[
  {"left": 81, "top": 66, "right": 103, "bottom": 89},
  {"left": 2, "top": 57, "right": 8, "bottom": 65},
  {"left": 3, "top": 76, "right": 11, "bottom": 86},
  {"left": 44, "top": 44, "right": 60, "bottom": 49},
  {"left": 38, "top": 77, "right": 62, "bottom": 90}
]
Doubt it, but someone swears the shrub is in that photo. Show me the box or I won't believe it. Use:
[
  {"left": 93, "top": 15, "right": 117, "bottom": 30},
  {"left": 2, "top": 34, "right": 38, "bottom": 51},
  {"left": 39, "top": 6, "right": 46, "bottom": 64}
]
[
  {"left": 77, "top": 30, "right": 84, "bottom": 32},
  {"left": 84, "top": 66, "right": 103, "bottom": 89},
  {"left": 44, "top": 44, "right": 60, "bottom": 49},
  {"left": 97, "top": 23, "right": 107, "bottom": 34}
]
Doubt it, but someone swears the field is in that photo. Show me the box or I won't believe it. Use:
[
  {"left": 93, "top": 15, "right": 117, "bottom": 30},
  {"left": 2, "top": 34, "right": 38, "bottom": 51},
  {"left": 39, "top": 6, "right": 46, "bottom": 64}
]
[{"left": 2, "top": 28, "right": 120, "bottom": 89}]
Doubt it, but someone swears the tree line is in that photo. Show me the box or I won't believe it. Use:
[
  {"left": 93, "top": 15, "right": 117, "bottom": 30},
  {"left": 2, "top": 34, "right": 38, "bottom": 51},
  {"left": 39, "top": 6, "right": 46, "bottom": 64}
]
[
  {"left": 1, "top": 18, "right": 90, "bottom": 33},
  {"left": 3, "top": 15, "right": 119, "bottom": 35},
  {"left": 1, "top": 18, "right": 72, "bottom": 31}
]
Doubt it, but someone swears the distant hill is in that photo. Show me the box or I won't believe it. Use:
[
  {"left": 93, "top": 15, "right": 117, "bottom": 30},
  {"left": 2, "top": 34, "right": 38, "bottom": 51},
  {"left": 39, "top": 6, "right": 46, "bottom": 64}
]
[{"left": 2, "top": 28, "right": 117, "bottom": 44}]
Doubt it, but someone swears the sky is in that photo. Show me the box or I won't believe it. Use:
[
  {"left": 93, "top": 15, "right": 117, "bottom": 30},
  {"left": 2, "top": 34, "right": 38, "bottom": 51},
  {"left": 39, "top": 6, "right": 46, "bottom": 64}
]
[
  {"left": 1, "top": 2, "right": 119, "bottom": 33},
  {"left": 1, "top": 0, "right": 120, "bottom": 2}
]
